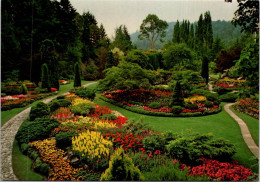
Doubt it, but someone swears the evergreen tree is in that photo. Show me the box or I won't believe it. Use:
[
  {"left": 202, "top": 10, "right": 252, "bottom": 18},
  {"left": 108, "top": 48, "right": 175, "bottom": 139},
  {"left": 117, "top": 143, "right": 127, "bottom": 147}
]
[
  {"left": 74, "top": 62, "right": 81, "bottom": 87},
  {"left": 41, "top": 63, "right": 51, "bottom": 92},
  {"left": 201, "top": 56, "right": 209, "bottom": 84},
  {"left": 188, "top": 24, "right": 194, "bottom": 48},
  {"left": 172, "top": 20, "right": 180, "bottom": 43},
  {"left": 105, "top": 51, "right": 115, "bottom": 69},
  {"left": 170, "top": 81, "right": 184, "bottom": 107},
  {"left": 196, "top": 14, "right": 204, "bottom": 53},
  {"left": 112, "top": 25, "right": 133, "bottom": 52},
  {"left": 204, "top": 11, "right": 213, "bottom": 51}
]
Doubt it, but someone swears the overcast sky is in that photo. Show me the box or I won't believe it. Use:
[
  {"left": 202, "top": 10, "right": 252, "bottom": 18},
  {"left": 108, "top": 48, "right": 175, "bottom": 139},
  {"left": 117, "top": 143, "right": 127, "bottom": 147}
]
[{"left": 70, "top": 0, "right": 239, "bottom": 38}]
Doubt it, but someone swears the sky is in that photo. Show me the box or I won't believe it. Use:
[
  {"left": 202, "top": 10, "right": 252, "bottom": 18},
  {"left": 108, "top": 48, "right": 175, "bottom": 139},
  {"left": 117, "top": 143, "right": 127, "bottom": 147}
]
[{"left": 70, "top": 0, "right": 239, "bottom": 38}]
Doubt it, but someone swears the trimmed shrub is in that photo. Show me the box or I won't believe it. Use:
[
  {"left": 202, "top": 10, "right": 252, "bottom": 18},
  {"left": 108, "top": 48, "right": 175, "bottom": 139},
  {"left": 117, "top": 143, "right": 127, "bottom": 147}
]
[
  {"left": 149, "top": 102, "right": 161, "bottom": 109},
  {"left": 220, "top": 93, "right": 238, "bottom": 102},
  {"left": 205, "top": 92, "right": 219, "bottom": 101},
  {"left": 185, "top": 103, "right": 198, "bottom": 110},
  {"left": 214, "top": 87, "right": 232, "bottom": 95},
  {"left": 55, "top": 132, "right": 76, "bottom": 149},
  {"left": 49, "top": 99, "right": 71, "bottom": 112},
  {"left": 143, "top": 134, "right": 165, "bottom": 153},
  {"left": 20, "top": 84, "right": 28, "bottom": 94},
  {"left": 70, "top": 103, "right": 95, "bottom": 115},
  {"left": 33, "top": 157, "right": 49, "bottom": 175},
  {"left": 15, "top": 118, "right": 59, "bottom": 144},
  {"left": 100, "top": 147, "right": 144, "bottom": 181},
  {"left": 74, "top": 62, "right": 81, "bottom": 87},
  {"left": 100, "top": 114, "right": 118, "bottom": 120},
  {"left": 41, "top": 63, "right": 51, "bottom": 92},
  {"left": 205, "top": 101, "right": 214, "bottom": 108},
  {"left": 170, "top": 81, "right": 184, "bottom": 107},
  {"left": 75, "top": 88, "right": 96, "bottom": 100},
  {"left": 171, "top": 106, "right": 184, "bottom": 114},
  {"left": 29, "top": 102, "right": 50, "bottom": 121}
]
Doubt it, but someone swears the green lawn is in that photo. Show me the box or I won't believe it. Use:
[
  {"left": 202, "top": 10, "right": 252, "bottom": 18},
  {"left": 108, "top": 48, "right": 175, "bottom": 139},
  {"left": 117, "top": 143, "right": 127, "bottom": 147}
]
[
  {"left": 95, "top": 96, "right": 259, "bottom": 173},
  {"left": 1, "top": 81, "right": 91, "bottom": 126},
  {"left": 230, "top": 106, "right": 259, "bottom": 146}
]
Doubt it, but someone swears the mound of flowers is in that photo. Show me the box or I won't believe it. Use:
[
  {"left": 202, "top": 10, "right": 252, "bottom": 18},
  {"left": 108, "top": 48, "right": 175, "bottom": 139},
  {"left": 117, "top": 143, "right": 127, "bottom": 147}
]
[
  {"left": 16, "top": 92, "right": 256, "bottom": 181},
  {"left": 233, "top": 98, "right": 259, "bottom": 119},
  {"left": 101, "top": 89, "right": 220, "bottom": 116},
  {"left": 215, "top": 78, "right": 246, "bottom": 89}
]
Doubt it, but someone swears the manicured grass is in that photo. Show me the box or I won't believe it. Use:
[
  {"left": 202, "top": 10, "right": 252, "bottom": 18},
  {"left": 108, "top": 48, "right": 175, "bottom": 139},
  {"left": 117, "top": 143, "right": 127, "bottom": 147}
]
[
  {"left": 12, "top": 140, "right": 43, "bottom": 180},
  {"left": 230, "top": 106, "right": 259, "bottom": 146},
  {"left": 95, "top": 96, "right": 259, "bottom": 173},
  {"left": 1, "top": 81, "right": 91, "bottom": 126}
]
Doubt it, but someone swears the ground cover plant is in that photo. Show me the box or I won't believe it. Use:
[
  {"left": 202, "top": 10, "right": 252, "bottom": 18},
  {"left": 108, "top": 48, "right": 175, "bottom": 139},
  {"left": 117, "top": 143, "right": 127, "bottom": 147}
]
[{"left": 14, "top": 92, "right": 257, "bottom": 181}]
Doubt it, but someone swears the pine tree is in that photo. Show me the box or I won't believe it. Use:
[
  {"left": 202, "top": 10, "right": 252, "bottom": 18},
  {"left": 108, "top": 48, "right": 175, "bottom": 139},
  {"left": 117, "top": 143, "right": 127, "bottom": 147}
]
[
  {"left": 106, "top": 51, "right": 115, "bottom": 69},
  {"left": 204, "top": 11, "right": 213, "bottom": 51},
  {"left": 188, "top": 24, "right": 194, "bottom": 48},
  {"left": 196, "top": 14, "right": 204, "bottom": 53},
  {"left": 201, "top": 56, "right": 209, "bottom": 84},
  {"left": 170, "top": 81, "right": 184, "bottom": 107},
  {"left": 74, "top": 62, "right": 81, "bottom": 87},
  {"left": 172, "top": 20, "right": 180, "bottom": 43},
  {"left": 41, "top": 63, "right": 51, "bottom": 92}
]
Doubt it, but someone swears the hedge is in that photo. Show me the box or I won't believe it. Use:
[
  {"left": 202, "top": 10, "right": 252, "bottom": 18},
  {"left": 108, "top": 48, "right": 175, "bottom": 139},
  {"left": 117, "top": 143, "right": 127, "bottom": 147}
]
[{"left": 99, "top": 96, "right": 222, "bottom": 117}]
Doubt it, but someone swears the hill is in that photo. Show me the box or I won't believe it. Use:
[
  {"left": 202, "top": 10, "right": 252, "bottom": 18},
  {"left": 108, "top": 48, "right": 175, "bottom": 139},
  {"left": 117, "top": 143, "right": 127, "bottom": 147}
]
[{"left": 130, "top": 20, "right": 242, "bottom": 50}]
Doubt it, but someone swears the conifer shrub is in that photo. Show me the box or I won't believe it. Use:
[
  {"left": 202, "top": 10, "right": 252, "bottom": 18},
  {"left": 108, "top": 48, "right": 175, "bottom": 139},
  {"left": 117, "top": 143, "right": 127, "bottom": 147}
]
[
  {"left": 171, "top": 106, "right": 184, "bottom": 114},
  {"left": 74, "top": 62, "right": 81, "bottom": 87},
  {"left": 41, "top": 63, "right": 51, "bottom": 92},
  {"left": 29, "top": 102, "right": 50, "bottom": 121},
  {"left": 100, "top": 147, "right": 144, "bottom": 181},
  {"left": 205, "top": 101, "right": 214, "bottom": 108},
  {"left": 170, "top": 81, "right": 184, "bottom": 107},
  {"left": 149, "top": 102, "right": 161, "bottom": 109}
]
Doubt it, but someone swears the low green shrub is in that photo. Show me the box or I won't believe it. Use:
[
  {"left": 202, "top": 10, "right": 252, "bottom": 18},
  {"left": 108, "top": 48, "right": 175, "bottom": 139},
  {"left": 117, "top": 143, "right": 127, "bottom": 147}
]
[
  {"left": 100, "top": 114, "right": 117, "bottom": 120},
  {"left": 15, "top": 118, "right": 59, "bottom": 144},
  {"left": 143, "top": 162, "right": 209, "bottom": 181},
  {"left": 70, "top": 103, "right": 95, "bottom": 115},
  {"left": 1, "top": 87, "right": 22, "bottom": 95},
  {"left": 49, "top": 99, "right": 71, "bottom": 112},
  {"left": 205, "top": 93, "right": 219, "bottom": 102},
  {"left": 33, "top": 157, "right": 49, "bottom": 175},
  {"left": 20, "top": 84, "right": 28, "bottom": 94},
  {"left": 171, "top": 106, "right": 184, "bottom": 114},
  {"left": 190, "top": 89, "right": 210, "bottom": 96},
  {"left": 75, "top": 88, "right": 96, "bottom": 100},
  {"left": 205, "top": 101, "right": 214, "bottom": 108},
  {"left": 55, "top": 132, "right": 76, "bottom": 149},
  {"left": 185, "top": 103, "right": 198, "bottom": 110},
  {"left": 143, "top": 134, "right": 165, "bottom": 153},
  {"left": 214, "top": 87, "right": 232, "bottom": 95},
  {"left": 20, "top": 143, "right": 29, "bottom": 154},
  {"left": 123, "top": 119, "right": 151, "bottom": 135},
  {"left": 220, "top": 93, "right": 238, "bottom": 102},
  {"left": 100, "top": 147, "right": 144, "bottom": 181},
  {"left": 34, "top": 87, "right": 48, "bottom": 94},
  {"left": 149, "top": 102, "right": 162, "bottom": 109},
  {"left": 74, "top": 171, "right": 101, "bottom": 181},
  {"left": 29, "top": 102, "right": 50, "bottom": 121}
]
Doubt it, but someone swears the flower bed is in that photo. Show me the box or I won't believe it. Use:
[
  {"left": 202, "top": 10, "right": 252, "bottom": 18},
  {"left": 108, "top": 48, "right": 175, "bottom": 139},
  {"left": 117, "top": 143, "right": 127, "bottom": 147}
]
[
  {"left": 215, "top": 78, "right": 246, "bottom": 89},
  {"left": 233, "top": 98, "right": 259, "bottom": 119},
  {"left": 101, "top": 89, "right": 221, "bottom": 117},
  {"left": 16, "top": 93, "right": 256, "bottom": 181},
  {"left": 59, "top": 80, "right": 70, "bottom": 85}
]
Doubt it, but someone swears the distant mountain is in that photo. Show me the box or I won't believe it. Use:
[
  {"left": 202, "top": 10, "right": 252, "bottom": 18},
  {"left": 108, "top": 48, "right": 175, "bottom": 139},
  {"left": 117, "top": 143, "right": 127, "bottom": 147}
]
[{"left": 131, "top": 20, "right": 242, "bottom": 50}]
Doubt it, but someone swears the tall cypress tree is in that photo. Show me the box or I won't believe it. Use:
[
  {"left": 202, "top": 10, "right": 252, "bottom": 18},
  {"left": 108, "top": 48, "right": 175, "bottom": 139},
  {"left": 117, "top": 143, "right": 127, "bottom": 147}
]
[
  {"left": 201, "top": 56, "right": 209, "bottom": 84},
  {"left": 188, "top": 24, "right": 194, "bottom": 48},
  {"left": 74, "top": 62, "right": 81, "bottom": 87},
  {"left": 170, "top": 81, "right": 184, "bottom": 107},
  {"left": 204, "top": 11, "right": 213, "bottom": 51},
  {"left": 41, "top": 63, "right": 51, "bottom": 92},
  {"left": 172, "top": 20, "right": 180, "bottom": 43}
]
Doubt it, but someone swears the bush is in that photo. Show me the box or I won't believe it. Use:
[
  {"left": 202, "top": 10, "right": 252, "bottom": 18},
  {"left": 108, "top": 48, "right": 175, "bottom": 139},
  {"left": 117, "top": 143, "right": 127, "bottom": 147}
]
[
  {"left": 74, "top": 171, "right": 101, "bottom": 181},
  {"left": 70, "top": 103, "right": 95, "bottom": 115},
  {"left": 143, "top": 162, "right": 209, "bottom": 181},
  {"left": 185, "top": 103, "right": 198, "bottom": 110},
  {"left": 205, "top": 92, "right": 219, "bottom": 101},
  {"left": 29, "top": 102, "right": 50, "bottom": 121},
  {"left": 125, "top": 49, "right": 149, "bottom": 68},
  {"left": 214, "top": 87, "right": 232, "bottom": 95},
  {"left": 49, "top": 99, "right": 71, "bottom": 112},
  {"left": 20, "top": 84, "right": 28, "bottom": 94},
  {"left": 149, "top": 102, "right": 161, "bottom": 109},
  {"left": 220, "top": 93, "right": 238, "bottom": 102},
  {"left": 143, "top": 134, "right": 165, "bottom": 153},
  {"left": 100, "top": 114, "right": 118, "bottom": 120},
  {"left": 100, "top": 147, "right": 144, "bottom": 181},
  {"left": 170, "top": 81, "right": 184, "bottom": 107},
  {"left": 171, "top": 106, "right": 184, "bottom": 114},
  {"left": 205, "top": 101, "right": 213, "bottom": 108},
  {"left": 75, "top": 88, "right": 96, "bottom": 100},
  {"left": 55, "top": 132, "right": 76, "bottom": 149},
  {"left": 190, "top": 89, "right": 210, "bottom": 96},
  {"left": 33, "top": 157, "right": 49, "bottom": 175},
  {"left": 1, "top": 87, "right": 22, "bottom": 95},
  {"left": 15, "top": 118, "right": 59, "bottom": 144}
]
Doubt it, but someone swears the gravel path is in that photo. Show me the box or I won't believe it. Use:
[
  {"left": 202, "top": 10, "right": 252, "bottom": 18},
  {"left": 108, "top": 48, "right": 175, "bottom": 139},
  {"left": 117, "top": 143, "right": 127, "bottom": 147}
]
[
  {"left": 0, "top": 82, "right": 97, "bottom": 180},
  {"left": 224, "top": 103, "right": 259, "bottom": 159}
]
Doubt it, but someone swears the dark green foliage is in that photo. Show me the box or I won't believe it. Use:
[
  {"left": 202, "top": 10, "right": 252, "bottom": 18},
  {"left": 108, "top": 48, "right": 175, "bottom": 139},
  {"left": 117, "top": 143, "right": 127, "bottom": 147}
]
[
  {"left": 99, "top": 61, "right": 155, "bottom": 91},
  {"left": 214, "top": 87, "right": 232, "bottom": 95},
  {"left": 1, "top": 87, "right": 23, "bottom": 95},
  {"left": 112, "top": 25, "right": 133, "bottom": 52},
  {"left": 100, "top": 114, "right": 118, "bottom": 120},
  {"left": 172, "top": 20, "right": 180, "bottom": 43},
  {"left": 205, "top": 92, "right": 219, "bottom": 101},
  {"left": 125, "top": 49, "right": 149, "bottom": 68},
  {"left": 49, "top": 99, "right": 71, "bottom": 112},
  {"left": 143, "top": 162, "right": 209, "bottom": 181},
  {"left": 41, "top": 64, "right": 51, "bottom": 92},
  {"left": 220, "top": 92, "right": 238, "bottom": 102},
  {"left": 20, "top": 84, "right": 28, "bottom": 95},
  {"left": 74, "top": 171, "right": 101, "bottom": 181},
  {"left": 20, "top": 143, "right": 29, "bottom": 154},
  {"left": 74, "top": 62, "right": 81, "bottom": 87},
  {"left": 166, "top": 133, "right": 236, "bottom": 165},
  {"left": 100, "top": 147, "right": 144, "bottom": 181},
  {"left": 149, "top": 102, "right": 161, "bottom": 109},
  {"left": 146, "top": 52, "right": 163, "bottom": 70},
  {"left": 75, "top": 88, "right": 96, "bottom": 100},
  {"left": 190, "top": 89, "right": 210, "bottom": 96},
  {"left": 123, "top": 119, "right": 151, "bottom": 135},
  {"left": 185, "top": 103, "right": 199, "bottom": 110},
  {"left": 201, "top": 56, "right": 209, "bottom": 84},
  {"left": 15, "top": 119, "right": 59, "bottom": 144},
  {"left": 29, "top": 102, "right": 50, "bottom": 121},
  {"left": 56, "top": 95, "right": 65, "bottom": 100},
  {"left": 55, "top": 132, "right": 76, "bottom": 149},
  {"left": 170, "top": 81, "right": 184, "bottom": 107},
  {"left": 105, "top": 51, "right": 115, "bottom": 69},
  {"left": 33, "top": 157, "right": 49, "bottom": 175},
  {"left": 205, "top": 101, "right": 214, "bottom": 108},
  {"left": 143, "top": 134, "right": 165, "bottom": 153},
  {"left": 171, "top": 106, "right": 184, "bottom": 114}
]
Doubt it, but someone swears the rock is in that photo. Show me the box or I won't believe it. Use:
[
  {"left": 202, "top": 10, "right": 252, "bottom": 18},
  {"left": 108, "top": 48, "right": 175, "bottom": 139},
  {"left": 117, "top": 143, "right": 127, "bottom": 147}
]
[
  {"left": 71, "top": 157, "right": 80, "bottom": 167},
  {"left": 63, "top": 155, "right": 68, "bottom": 160},
  {"left": 237, "top": 77, "right": 243, "bottom": 80},
  {"left": 83, "top": 164, "right": 89, "bottom": 170}
]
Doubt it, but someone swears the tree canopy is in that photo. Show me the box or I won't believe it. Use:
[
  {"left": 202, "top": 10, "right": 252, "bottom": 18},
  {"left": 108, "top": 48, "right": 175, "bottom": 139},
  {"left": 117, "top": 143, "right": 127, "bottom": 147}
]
[{"left": 138, "top": 14, "right": 168, "bottom": 49}]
